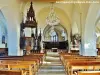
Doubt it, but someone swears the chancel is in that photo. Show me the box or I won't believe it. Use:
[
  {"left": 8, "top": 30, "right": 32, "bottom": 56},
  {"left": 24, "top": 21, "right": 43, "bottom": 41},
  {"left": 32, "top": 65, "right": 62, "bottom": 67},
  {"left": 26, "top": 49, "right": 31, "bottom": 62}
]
[
  {"left": 43, "top": 3, "right": 68, "bottom": 51},
  {"left": 0, "top": 0, "right": 100, "bottom": 75}
]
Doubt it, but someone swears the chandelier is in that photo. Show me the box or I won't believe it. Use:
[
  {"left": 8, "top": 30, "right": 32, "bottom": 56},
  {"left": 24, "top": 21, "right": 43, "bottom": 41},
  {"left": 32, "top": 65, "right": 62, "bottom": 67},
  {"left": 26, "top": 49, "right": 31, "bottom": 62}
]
[{"left": 46, "top": 3, "right": 60, "bottom": 26}]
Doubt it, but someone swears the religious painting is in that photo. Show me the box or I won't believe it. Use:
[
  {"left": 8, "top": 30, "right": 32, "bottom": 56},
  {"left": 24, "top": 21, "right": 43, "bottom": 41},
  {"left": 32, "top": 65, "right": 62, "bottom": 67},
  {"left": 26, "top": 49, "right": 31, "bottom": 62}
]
[{"left": 72, "top": 34, "right": 81, "bottom": 48}]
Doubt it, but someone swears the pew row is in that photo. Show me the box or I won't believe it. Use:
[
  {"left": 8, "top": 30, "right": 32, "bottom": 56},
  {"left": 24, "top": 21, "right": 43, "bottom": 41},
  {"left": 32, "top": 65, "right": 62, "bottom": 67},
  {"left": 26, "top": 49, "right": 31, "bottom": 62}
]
[
  {"left": 0, "top": 53, "right": 45, "bottom": 75},
  {"left": 60, "top": 52, "right": 100, "bottom": 75},
  {"left": 0, "top": 70, "right": 23, "bottom": 75},
  {"left": 66, "top": 61, "right": 100, "bottom": 75},
  {"left": 77, "top": 71, "right": 100, "bottom": 75},
  {"left": 0, "top": 60, "right": 36, "bottom": 75}
]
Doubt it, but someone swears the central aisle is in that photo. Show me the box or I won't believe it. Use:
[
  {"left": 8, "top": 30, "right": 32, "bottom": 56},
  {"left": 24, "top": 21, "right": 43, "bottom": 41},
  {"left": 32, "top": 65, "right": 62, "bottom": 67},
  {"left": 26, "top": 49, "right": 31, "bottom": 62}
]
[{"left": 36, "top": 51, "right": 66, "bottom": 75}]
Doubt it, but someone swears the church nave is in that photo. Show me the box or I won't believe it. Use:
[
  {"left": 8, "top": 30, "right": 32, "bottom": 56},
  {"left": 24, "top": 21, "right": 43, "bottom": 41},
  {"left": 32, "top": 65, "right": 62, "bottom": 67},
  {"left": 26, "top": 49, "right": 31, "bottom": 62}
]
[{"left": 0, "top": 0, "right": 100, "bottom": 75}]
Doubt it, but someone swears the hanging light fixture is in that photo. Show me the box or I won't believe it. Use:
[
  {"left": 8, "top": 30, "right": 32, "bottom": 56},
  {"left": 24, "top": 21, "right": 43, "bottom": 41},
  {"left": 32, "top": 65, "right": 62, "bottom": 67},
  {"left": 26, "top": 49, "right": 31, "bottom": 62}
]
[{"left": 46, "top": 2, "right": 60, "bottom": 26}]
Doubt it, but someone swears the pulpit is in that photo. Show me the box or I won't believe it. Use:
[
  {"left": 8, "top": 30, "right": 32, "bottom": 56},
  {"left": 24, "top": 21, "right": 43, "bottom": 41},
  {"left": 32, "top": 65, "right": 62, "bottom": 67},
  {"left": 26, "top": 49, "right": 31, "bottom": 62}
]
[{"left": 20, "top": 1, "right": 41, "bottom": 54}]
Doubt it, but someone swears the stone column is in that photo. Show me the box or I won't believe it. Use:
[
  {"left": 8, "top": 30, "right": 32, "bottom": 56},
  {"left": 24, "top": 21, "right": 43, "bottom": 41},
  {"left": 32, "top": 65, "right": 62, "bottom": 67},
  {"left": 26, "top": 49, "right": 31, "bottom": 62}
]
[
  {"left": 80, "top": 4, "right": 100, "bottom": 56},
  {"left": 1, "top": 6, "right": 21, "bottom": 56}
]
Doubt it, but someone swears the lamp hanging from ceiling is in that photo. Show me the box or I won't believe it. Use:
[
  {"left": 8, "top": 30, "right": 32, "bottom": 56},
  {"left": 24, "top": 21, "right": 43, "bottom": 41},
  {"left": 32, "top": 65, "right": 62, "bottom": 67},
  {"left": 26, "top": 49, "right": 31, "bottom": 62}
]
[{"left": 46, "top": 2, "right": 60, "bottom": 26}]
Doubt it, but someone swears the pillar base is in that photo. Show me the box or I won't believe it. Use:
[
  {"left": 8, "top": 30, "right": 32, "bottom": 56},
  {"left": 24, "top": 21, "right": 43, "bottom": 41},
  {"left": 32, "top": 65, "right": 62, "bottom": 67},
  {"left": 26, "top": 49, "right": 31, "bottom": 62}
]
[{"left": 82, "top": 49, "right": 98, "bottom": 56}]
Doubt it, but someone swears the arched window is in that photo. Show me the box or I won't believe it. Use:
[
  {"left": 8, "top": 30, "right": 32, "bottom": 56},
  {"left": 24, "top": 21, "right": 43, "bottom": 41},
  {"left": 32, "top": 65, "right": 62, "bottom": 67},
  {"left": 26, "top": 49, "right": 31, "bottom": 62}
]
[{"left": 50, "top": 30, "right": 58, "bottom": 41}]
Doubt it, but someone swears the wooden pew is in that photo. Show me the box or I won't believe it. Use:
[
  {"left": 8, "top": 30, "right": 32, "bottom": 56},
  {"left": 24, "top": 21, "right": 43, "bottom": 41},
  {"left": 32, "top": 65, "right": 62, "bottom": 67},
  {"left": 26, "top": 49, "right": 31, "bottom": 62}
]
[
  {"left": 0, "top": 60, "right": 37, "bottom": 75},
  {"left": 0, "top": 53, "right": 45, "bottom": 75},
  {"left": 0, "top": 56, "right": 40, "bottom": 70},
  {"left": 62, "top": 56, "right": 99, "bottom": 66},
  {"left": 78, "top": 71, "right": 100, "bottom": 75},
  {"left": 8, "top": 64, "right": 33, "bottom": 75},
  {"left": 66, "top": 61, "right": 100, "bottom": 75},
  {"left": 0, "top": 54, "right": 44, "bottom": 66},
  {"left": 60, "top": 53, "right": 100, "bottom": 65},
  {"left": 59, "top": 52, "right": 100, "bottom": 75},
  {"left": 30, "top": 53, "right": 45, "bottom": 62},
  {"left": 16, "top": 60, "right": 37, "bottom": 72},
  {"left": 0, "top": 57, "right": 40, "bottom": 71},
  {"left": 0, "top": 70, "right": 22, "bottom": 75}
]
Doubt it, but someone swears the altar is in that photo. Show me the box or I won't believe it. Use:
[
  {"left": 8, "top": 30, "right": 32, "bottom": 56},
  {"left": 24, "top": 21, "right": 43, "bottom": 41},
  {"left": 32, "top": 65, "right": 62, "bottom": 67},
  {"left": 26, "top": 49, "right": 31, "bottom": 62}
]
[{"left": 43, "top": 40, "right": 68, "bottom": 49}]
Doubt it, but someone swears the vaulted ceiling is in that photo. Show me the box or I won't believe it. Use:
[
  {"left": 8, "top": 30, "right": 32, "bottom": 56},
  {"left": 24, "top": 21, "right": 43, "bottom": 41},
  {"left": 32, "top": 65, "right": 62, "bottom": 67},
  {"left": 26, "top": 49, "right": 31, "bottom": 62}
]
[
  {"left": 0, "top": 0, "right": 100, "bottom": 36},
  {"left": 19, "top": 0, "right": 91, "bottom": 34}
]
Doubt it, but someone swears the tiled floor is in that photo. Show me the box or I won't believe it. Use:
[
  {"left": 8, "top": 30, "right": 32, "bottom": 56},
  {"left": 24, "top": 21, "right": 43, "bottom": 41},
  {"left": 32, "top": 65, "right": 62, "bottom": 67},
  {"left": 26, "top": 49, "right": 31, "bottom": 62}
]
[{"left": 36, "top": 52, "right": 66, "bottom": 75}]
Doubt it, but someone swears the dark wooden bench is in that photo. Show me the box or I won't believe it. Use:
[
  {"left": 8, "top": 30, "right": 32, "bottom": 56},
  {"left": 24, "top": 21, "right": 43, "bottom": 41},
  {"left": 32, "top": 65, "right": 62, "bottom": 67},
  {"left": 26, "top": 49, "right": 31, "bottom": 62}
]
[{"left": 0, "top": 70, "right": 22, "bottom": 75}]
